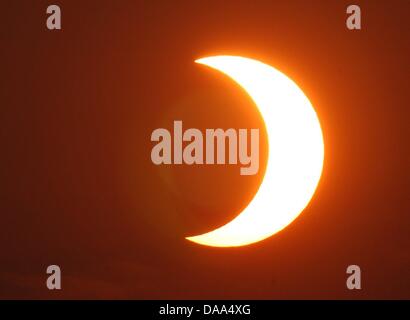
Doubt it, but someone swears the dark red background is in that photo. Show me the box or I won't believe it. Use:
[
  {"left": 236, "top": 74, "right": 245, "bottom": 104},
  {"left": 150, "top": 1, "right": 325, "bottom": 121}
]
[{"left": 0, "top": 0, "right": 409, "bottom": 299}]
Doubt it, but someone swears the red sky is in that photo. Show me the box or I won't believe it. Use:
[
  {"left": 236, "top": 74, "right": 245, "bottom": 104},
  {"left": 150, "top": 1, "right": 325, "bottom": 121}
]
[{"left": 0, "top": 0, "right": 409, "bottom": 299}]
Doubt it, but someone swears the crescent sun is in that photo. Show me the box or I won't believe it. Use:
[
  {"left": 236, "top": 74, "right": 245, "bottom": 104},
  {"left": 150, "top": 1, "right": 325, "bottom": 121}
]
[{"left": 186, "top": 56, "right": 324, "bottom": 247}]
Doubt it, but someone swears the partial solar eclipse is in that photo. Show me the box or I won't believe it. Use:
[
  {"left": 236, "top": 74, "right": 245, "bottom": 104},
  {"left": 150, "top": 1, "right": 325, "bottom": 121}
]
[{"left": 186, "top": 56, "right": 324, "bottom": 247}]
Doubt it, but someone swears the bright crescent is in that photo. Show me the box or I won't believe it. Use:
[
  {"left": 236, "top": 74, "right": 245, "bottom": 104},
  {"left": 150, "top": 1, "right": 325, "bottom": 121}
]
[{"left": 186, "top": 56, "right": 324, "bottom": 247}]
